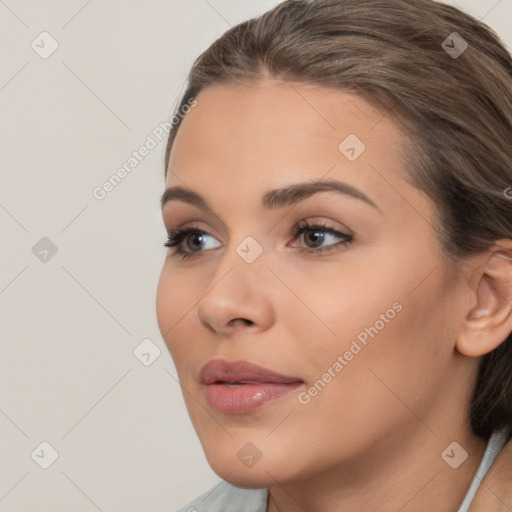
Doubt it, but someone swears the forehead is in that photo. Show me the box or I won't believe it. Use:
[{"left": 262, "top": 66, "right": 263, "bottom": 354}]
[
  {"left": 165, "top": 79, "right": 427, "bottom": 218},
  {"left": 168, "top": 79, "right": 389, "bottom": 168}
]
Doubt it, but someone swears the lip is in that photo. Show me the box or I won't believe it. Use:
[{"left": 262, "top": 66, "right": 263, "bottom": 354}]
[
  {"left": 200, "top": 359, "right": 304, "bottom": 414},
  {"left": 200, "top": 359, "right": 303, "bottom": 385}
]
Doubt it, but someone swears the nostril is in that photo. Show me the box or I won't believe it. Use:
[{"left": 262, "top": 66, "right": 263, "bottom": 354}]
[{"left": 229, "top": 318, "right": 253, "bottom": 327}]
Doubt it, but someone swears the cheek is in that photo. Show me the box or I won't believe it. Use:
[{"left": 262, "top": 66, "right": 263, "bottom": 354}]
[
  {"left": 155, "top": 265, "right": 196, "bottom": 360},
  {"left": 155, "top": 267, "right": 173, "bottom": 337},
  {"left": 280, "top": 292, "right": 449, "bottom": 464},
  {"left": 332, "top": 282, "right": 454, "bottom": 417},
  {"left": 279, "top": 263, "right": 401, "bottom": 364},
  {"left": 289, "top": 258, "right": 454, "bottom": 408}
]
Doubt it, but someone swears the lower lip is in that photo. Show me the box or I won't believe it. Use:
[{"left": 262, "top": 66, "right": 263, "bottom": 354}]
[{"left": 204, "top": 382, "right": 304, "bottom": 414}]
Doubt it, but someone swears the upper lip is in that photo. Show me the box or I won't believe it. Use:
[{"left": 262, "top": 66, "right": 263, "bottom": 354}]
[{"left": 200, "top": 359, "right": 304, "bottom": 385}]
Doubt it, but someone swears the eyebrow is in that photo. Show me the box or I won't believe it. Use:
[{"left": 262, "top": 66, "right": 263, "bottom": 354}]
[{"left": 160, "top": 179, "right": 382, "bottom": 214}]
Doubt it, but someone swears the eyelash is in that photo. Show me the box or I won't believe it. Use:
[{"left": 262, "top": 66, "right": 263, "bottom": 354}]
[{"left": 163, "top": 221, "right": 353, "bottom": 261}]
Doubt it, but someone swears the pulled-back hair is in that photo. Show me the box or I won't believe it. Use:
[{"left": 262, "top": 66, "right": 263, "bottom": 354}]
[{"left": 164, "top": 0, "right": 512, "bottom": 439}]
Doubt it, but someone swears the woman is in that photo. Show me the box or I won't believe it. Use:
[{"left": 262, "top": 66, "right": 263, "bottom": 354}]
[{"left": 156, "top": 0, "right": 512, "bottom": 510}]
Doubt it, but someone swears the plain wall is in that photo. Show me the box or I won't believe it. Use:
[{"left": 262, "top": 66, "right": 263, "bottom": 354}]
[{"left": 1, "top": 1, "right": 511, "bottom": 510}]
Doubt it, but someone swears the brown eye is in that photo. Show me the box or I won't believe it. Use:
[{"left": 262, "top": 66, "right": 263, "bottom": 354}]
[{"left": 291, "top": 221, "right": 353, "bottom": 253}]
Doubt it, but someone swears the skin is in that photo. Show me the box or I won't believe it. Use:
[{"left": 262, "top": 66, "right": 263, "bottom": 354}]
[{"left": 156, "top": 77, "right": 512, "bottom": 512}]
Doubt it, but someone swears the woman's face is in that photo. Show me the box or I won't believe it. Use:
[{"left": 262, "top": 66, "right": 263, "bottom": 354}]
[{"left": 156, "top": 79, "right": 479, "bottom": 488}]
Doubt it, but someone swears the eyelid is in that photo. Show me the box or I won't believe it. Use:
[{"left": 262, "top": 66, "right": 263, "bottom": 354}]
[
  {"left": 293, "top": 215, "right": 354, "bottom": 235},
  {"left": 162, "top": 206, "right": 229, "bottom": 234},
  {"left": 164, "top": 217, "right": 350, "bottom": 244},
  {"left": 165, "top": 220, "right": 223, "bottom": 240}
]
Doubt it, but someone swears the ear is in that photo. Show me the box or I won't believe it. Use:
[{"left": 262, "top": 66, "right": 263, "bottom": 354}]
[{"left": 456, "top": 239, "right": 512, "bottom": 357}]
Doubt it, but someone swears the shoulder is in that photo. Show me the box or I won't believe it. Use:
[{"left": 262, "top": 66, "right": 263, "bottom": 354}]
[
  {"left": 174, "top": 479, "right": 268, "bottom": 512},
  {"left": 470, "top": 434, "right": 512, "bottom": 512}
]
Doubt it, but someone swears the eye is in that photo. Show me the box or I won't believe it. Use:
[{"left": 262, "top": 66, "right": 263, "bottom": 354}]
[
  {"left": 289, "top": 220, "right": 353, "bottom": 253},
  {"left": 163, "top": 226, "right": 221, "bottom": 260},
  {"left": 163, "top": 220, "right": 353, "bottom": 260}
]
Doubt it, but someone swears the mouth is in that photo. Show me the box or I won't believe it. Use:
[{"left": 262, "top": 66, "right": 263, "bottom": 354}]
[
  {"left": 199, "top": 359, "right": 303, "bottom": 385},
  {"left": 199, "top": 359, "right": 305, "bottom": 414},
  {"left": 216, "top": 381, "right": 269, "bottom": 386}
]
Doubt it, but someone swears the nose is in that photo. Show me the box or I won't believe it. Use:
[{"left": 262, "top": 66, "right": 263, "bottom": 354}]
[{"left": 196, "top": 248, "right": 274, "bottom": 336}]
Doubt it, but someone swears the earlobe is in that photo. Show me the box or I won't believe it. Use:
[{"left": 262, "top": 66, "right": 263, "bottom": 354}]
[{"left": 456, "top": 240, "right": 512, "bottom": 358}]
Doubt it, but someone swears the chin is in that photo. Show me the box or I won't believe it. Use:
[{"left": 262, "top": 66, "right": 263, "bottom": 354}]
[
  {"left": 213, "top": 465, "right": 275, "bottom": 490},
  {"left": 204, "top": 444, "right": 302, "bottom": 490}
]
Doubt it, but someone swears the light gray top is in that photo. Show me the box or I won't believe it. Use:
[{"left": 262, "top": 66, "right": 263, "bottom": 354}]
[
  {"left": 176, "top": 427, "right": 510, "bottom": 512},
  {"left": 458, "top": 426, "right": 510, "bottom": 512}
]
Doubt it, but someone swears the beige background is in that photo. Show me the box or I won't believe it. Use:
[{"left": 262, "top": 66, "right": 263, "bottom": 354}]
[{"left": 0, "top": 1, "right": 510, "bottom": 510}]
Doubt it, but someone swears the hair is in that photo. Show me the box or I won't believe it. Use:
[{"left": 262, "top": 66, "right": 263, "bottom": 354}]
[{"left": 164, "top": 0, "right": 512, "bottom": 439}]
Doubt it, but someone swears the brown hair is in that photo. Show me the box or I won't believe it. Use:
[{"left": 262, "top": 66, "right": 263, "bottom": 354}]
[{"left": 164, "top": 0, "right": 512, "bottom": 439}]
